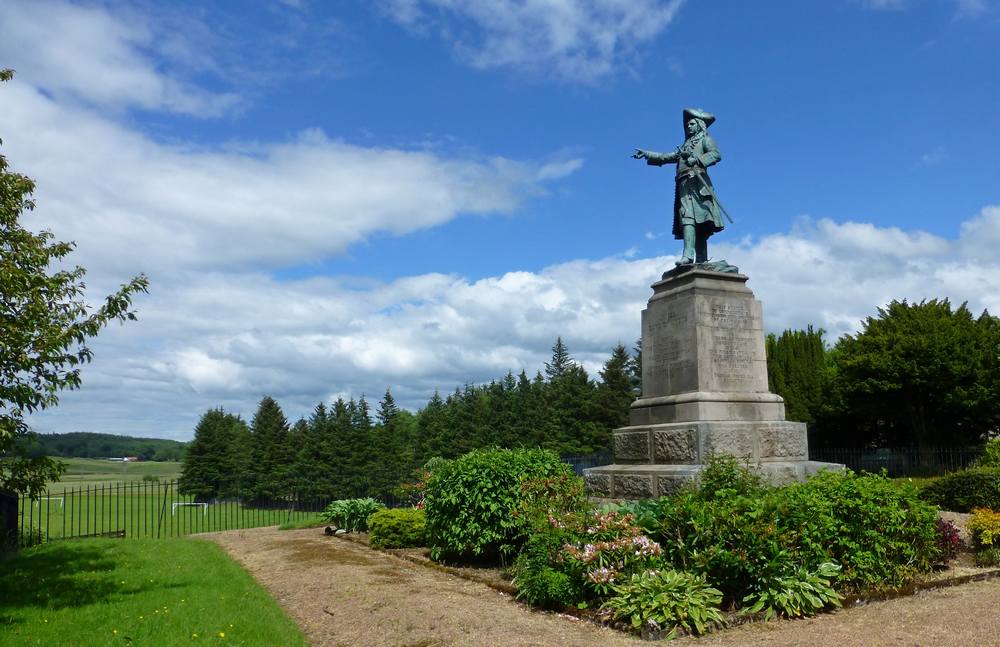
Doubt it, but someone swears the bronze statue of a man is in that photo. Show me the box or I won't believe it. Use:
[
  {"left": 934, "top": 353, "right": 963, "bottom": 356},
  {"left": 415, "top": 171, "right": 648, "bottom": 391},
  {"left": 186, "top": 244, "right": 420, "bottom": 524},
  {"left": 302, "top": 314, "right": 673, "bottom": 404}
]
[{"left": 633, "top": 108, "right": 727, "bottom": 266}]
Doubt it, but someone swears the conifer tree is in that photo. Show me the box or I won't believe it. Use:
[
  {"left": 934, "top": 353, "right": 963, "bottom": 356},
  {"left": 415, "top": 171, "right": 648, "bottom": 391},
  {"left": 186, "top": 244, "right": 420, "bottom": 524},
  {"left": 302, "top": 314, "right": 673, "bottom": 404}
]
[
  {"left": 178, "top": 409, "right": 247, "bottom": 500},
  {"left": 545, "top": 336, "right": 573, "bottom": 381},
  {"left": 247, "top": 396, "right": 292, "bottom": 500},
  {"left": 597, "top": 343, "right": 635, "bottom": 434}
]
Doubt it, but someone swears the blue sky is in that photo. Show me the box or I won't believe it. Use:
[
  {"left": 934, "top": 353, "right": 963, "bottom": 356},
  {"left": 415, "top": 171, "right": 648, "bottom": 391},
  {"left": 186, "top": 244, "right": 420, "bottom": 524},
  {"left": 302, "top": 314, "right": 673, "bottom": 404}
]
[{"left": 1, "top": 0, "right": 998, "bottom": 440}]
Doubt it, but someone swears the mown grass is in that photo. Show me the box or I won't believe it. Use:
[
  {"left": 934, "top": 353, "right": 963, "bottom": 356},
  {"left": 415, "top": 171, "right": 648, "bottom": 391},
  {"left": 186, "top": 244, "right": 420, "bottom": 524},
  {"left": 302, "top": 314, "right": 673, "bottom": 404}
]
[
  {"left": 50, "top": 457, "right": 183, "bottom": 490},
  {"left": 278, "top": 516, "right": 327, "bottom": 531},
  {"left": 0, "top": 538, "right": 308, "bottom": 647}
]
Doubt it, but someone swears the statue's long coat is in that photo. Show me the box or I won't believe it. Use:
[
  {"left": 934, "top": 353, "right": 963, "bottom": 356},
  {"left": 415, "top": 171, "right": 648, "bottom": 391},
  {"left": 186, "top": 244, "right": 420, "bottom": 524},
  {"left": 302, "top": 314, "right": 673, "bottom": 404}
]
[{"left": 644, "top": 134, "right": 724, "bottom": 240}]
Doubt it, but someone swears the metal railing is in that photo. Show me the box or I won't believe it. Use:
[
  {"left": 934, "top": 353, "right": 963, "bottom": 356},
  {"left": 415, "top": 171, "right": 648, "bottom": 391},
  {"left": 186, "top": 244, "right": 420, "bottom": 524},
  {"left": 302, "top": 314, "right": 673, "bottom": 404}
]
[
  {"left": 15, "top": 480, "right": 338, "bottom": 548},
  {"left": 808, "top": 446, "right": 984, "bottom": 477}
]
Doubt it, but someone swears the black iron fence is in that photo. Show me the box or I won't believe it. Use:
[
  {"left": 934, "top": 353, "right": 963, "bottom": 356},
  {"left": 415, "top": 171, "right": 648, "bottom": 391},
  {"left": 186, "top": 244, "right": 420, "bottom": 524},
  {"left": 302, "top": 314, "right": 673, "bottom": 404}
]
[
  {"left": 809, "top": 446, "right": 984, "bottom": 477},
  {"left": 14, "top": 480, "right": 346, "bottom": 548},
  {"left": 562, "top": 451, "right": 613, "bottom": 475}
]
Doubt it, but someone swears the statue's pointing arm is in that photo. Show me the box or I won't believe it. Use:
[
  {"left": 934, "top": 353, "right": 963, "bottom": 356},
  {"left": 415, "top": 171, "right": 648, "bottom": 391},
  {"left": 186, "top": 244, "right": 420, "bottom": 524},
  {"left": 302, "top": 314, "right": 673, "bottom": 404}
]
[{"left": 639, "top": 148, "right": 680, "bottom": 167}]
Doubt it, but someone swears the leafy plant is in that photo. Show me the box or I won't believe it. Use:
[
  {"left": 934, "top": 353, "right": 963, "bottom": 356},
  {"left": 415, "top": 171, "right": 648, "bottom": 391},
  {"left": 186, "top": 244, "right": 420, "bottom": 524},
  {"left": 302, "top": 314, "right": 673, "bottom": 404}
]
[
  {"left": 975, "top": 547, "right": 1000, "bottom": 567},
  {"left": 602, "top": 569, "right": 725, "bottom": 638},
  {"left": 935, "top": 517, "right": 963, "bottom": 563},
  {"left": 974, "top": 438, "right": 1000, "bottom": 468},
  {"left": 920, "top": 467, "right": 1000, "bottom": 512},
  {"left": 320, "top": 498, "right": 385, "bottom": 532},
  {"left": 741, "top": 562, "right": 842, "bottom": 620},
  {"left": 775, "top": 470, "right": 939, "bottom": 591},
  {"left": 967, "top": 508, "right": 1000, "bottom": 549},
  {"left": 367, "top": 507, "right": 426, "bottom": 548},
  {"left": 423, "top": 447, "right": 575, "bottom": 561},
  {"left": 696, "top": 453, "right": 767, "bottom": 501}
]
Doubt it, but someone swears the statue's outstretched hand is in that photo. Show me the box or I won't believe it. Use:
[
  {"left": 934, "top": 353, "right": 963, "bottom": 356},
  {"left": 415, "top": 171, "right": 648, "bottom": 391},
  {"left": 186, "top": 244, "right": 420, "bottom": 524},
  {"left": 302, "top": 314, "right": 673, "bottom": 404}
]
[{"left": 632, "top": 148, "right": 648, "bottom": 160}]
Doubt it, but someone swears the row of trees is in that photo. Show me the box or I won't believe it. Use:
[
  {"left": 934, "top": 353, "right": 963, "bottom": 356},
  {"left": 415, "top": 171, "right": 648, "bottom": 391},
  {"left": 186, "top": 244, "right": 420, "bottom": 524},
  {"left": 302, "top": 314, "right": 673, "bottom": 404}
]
[
  {"left": 181, "top": 299, "right": 1000, "bottom": 502},
  {"left": 178, "top": 339, "right": 638, "bottom": 501},
  {"left": 767, "top": 299, "right": 1000, "bottom": 452}
]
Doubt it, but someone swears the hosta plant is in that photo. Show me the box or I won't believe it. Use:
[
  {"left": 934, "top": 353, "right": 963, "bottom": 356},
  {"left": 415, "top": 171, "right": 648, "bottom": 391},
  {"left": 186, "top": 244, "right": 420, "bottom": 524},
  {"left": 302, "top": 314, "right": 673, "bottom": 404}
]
[
  {"left": 740, "top": 562, "right": 843, "bottom": 620},
  {"left": 321, "top": 498, "right": 385, "bottom": 532},
  {"left": 602, "top": 569, "right": 725, "bottom": 639}
]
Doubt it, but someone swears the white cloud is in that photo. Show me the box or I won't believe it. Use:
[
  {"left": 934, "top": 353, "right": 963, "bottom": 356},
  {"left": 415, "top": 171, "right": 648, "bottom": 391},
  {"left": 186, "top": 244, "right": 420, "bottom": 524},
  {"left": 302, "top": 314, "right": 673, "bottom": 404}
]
[
  {"left": 955, "top": 0, "right": 990, "bottom": 17},
  {"left": 1, "top": 83, "right": 579, "bottom": 281},
  {"left": 379, "top": 0, "right": 686, "bottom": 83},
  {"left": 27, "top": 207, "right": 1000, "bottom": 440},
  {"left": 0, "top": 0, "right": 241, "bottom": 116}
]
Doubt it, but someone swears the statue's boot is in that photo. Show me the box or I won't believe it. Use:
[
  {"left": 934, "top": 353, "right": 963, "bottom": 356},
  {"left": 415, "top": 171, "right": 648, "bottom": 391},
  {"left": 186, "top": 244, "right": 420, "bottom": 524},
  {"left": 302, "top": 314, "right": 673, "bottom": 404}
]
[
  {"left": 695, "top": 235, "right": 708, "bottom": 263},
  {"left": 676, "top": 224, "right": 695, "bottom": 265}
]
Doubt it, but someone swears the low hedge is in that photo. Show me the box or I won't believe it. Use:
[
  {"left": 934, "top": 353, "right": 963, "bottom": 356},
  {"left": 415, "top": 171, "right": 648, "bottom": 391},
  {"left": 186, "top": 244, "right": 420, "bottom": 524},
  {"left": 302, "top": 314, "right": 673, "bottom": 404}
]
[
  {"left": 368, "top": 508, "right": 426, "bottom": 549},
  {"left": 919, "top": 467, "right": 1000, "bottom": 512}
]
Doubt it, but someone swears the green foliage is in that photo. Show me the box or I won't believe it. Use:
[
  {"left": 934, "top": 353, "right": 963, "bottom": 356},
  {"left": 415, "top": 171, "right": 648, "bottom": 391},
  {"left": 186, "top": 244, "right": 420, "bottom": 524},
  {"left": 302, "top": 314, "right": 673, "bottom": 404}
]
[
  {"left": 919, "top": 467, "right": 1000, "bottom": 512},
  {"left": 775, "top": 470, "right": 939, "bottom": 591},
  {"left": 424, "top": 447, "right": 575, "bottom": 561},
  {"left": 766, "top": 326, "right": 830, "bottom": 424},
  {"left": 512, "top": 532, "right": 585, "bottom": 607},
  {"left": 602, "top": 569, "right": 725, "bottom": 638},
  {"left": 246, "top": 396, "right": 293, "bottom": 500},
  {"left": 25, "top": 432, "right": 186, "bottom": 461},
  {"left": 975, "top": 547, "right": 1000, "bottom": 567},
  {"left": 741, "top": 562, "right": 842, "bottom": 620},
  {"left": 178, "top": 409, "right": 249, "bottom": 500},
  {"left": 367, "top": 508, "right": 427, "bottom": 548},
  {"left": 321, "top": 498, "right": 385, "bottom": 532},
  {"left": 967, "top": 508, "right": 1000, "bottom": 549},
  {"left": 824, "top": 299, "right": 1000, "bottom": 449},
  {"left": 977, "top": 438, "right": 1000, "bottom": 468},
  {"left": 0, "top": 70, "right": 148, "bottom": 497},
  {"left": 696, "top": 453, "right": 766, "bottom": 500}
]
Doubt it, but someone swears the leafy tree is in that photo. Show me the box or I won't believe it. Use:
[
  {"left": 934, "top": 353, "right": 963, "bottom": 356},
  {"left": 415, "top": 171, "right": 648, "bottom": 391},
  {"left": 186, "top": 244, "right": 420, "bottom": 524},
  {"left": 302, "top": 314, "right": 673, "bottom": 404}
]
[
  {"left": 0, "top": 69, "right": 148, "bottom": 497},
  {"left": 829, "top": 299, "right": 998, "bottom": 451}
]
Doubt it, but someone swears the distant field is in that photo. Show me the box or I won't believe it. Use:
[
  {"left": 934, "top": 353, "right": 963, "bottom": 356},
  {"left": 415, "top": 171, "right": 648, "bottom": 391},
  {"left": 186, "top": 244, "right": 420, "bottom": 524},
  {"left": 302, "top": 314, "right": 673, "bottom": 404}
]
[{"left": 48, "top": 457, "right": 183, "bottom": 491}]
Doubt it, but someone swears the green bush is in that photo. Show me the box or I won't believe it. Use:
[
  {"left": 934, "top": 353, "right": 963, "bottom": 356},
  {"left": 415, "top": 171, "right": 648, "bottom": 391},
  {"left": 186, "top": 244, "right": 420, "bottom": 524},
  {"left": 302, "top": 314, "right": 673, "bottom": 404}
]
[
  {"left": 775, "top": 470, "right": 939, "bottom": 591},
  {"left": 919, "top": 467, "right": 1000, "bottom": 512},
  {"left": 977, "top": 438, "right": 1000, "bottom": 468},
  {"left": 367, "top": 508, "right": 427, "bottom": 548},
  {"left": 511, "top": 532, "right": 584, "bottom": 608},
  {"left": 424, "top": 447, "right": 576, "bottom": 561},
  {"left": 696, "top": 453, "right": 767, "bottom": 501},
  {"left": 602, "top": 569, "right": 725, "bottom": 638},
  {"left": 321, "top": 498, "right": 385, "bottom": 532}
]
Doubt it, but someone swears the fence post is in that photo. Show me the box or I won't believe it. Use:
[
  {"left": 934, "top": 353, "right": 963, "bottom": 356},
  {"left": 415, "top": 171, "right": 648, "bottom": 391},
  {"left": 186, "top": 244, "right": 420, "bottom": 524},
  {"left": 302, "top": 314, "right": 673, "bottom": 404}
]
[{"left": 0, "top": 490, "right": 16, "bottom": 551}]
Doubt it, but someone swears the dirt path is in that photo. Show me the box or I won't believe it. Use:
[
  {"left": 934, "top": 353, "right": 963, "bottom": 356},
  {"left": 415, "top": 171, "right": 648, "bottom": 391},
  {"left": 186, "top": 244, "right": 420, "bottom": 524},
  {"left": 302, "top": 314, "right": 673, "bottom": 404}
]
[
  {"left": 203, "top": 527, "right": 1000, "bottom": 647},
  {"left": 201, "top": 527, "right": 643, "bottom": 647}
]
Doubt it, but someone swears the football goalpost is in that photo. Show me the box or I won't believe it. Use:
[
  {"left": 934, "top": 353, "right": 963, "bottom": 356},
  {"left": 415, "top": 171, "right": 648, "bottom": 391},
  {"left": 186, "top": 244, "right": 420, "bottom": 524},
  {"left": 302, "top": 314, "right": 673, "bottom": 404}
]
[
  {"left": 172, "top": 502, "right": 208, "bottom": 516},
  {"left": 34, "top": 496, "right": 64, "bottom": 509}
]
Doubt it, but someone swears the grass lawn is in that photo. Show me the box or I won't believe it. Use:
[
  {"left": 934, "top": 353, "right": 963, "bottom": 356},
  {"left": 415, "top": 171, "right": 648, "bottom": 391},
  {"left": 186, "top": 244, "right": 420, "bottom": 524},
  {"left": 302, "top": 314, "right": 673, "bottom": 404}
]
[
  {"left": 0, "top": 538, "right": 309, "bottom": 647},
  {"left": 50, "top": 457, "right": 183, "bottom": 490}
]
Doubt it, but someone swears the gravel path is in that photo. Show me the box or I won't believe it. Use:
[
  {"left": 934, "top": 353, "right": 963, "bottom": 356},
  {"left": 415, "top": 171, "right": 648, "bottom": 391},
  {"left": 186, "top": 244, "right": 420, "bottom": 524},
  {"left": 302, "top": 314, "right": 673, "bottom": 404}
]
[{"left": 203, "top": 527, "right": 1000, "bottom": 647}]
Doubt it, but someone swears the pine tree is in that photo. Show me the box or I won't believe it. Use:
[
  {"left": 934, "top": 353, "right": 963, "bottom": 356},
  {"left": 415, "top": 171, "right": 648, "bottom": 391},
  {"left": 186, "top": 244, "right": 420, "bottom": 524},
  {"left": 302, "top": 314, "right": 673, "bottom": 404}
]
[
  {"left": 178, "top": 409, "right": 247, "bottom": 500},
  {"left": 545, "top": 336, "right": 574, "bottom": 381},
  {"left": 247, "top": 396, "right": 292, "bottom": 500},
  {"left": 597, "top": 343, "right": 635, "bottom": 435}
]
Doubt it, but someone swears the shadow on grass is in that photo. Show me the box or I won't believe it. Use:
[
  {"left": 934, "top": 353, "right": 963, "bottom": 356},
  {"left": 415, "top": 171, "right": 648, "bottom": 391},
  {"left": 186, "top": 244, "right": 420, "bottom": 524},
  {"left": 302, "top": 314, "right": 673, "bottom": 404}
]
[{"left": 0, "top": 540, "right": 182, "bottom": 624}]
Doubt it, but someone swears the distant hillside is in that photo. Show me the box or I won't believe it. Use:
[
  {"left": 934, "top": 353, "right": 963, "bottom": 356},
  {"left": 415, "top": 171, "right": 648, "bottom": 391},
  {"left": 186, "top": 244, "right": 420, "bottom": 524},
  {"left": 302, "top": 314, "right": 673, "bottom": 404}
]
[{"left": 30, "top": 432, "right": 188, "bottom": 462}]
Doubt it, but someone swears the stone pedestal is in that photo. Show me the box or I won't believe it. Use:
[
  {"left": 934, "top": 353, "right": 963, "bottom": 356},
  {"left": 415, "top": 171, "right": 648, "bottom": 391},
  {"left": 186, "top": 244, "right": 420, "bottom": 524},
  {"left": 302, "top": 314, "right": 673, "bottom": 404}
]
[{"left": 585, "top": 267, "right": 841, "bottom": 498}]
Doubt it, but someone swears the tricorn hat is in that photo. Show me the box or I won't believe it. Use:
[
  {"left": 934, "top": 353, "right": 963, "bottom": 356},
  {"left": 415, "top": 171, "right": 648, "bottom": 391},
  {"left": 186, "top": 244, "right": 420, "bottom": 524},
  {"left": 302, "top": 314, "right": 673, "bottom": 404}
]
[{"left": 683, "top": 107, "right": 715, "bottom": 128}]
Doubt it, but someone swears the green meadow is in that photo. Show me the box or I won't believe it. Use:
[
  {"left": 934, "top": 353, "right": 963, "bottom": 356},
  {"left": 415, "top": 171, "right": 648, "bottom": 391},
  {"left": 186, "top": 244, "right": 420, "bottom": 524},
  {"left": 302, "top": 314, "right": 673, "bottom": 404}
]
[
  {"left": 49, "top": 457, "right": 183, "bottom": 490},
  {"left": 0, "top": 538, "right": 308, "bottom": 647}
]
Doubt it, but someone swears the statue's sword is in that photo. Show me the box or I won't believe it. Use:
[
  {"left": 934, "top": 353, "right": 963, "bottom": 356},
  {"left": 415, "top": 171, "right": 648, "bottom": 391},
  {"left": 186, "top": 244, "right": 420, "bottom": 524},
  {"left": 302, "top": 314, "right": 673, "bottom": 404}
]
[{"left": 689, "top": 170, "right": 735, "bottom": 224}]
